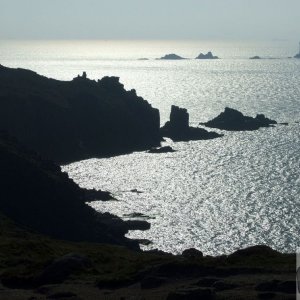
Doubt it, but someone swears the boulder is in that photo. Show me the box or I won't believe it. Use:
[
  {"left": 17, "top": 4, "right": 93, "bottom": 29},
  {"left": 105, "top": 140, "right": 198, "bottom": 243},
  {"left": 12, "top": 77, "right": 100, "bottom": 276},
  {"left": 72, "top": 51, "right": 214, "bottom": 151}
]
[
  {"left": 203, "top": 107, "right": 277, "bottom": 131},
  {"left": 250, "top": 56, "right": 261, "bottom": 59},
  {"left": 182, "top": 248, "right": 203, "bottom": 259}
]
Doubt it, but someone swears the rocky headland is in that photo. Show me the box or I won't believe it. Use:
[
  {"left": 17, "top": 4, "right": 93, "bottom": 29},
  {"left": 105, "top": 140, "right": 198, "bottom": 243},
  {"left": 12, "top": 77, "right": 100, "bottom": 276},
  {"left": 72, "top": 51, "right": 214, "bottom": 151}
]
[
  {"left": 0, "top": 132, "right": 145, "bottom": 249},
  {"left": 202, "top": 107, "right": 277, "bottom": 131},
  {"left": 161, "top": 105, "right": 223, "bottom": 141},
  {"left": 0, "top": 65, "right": 161, "bottom": 164}
]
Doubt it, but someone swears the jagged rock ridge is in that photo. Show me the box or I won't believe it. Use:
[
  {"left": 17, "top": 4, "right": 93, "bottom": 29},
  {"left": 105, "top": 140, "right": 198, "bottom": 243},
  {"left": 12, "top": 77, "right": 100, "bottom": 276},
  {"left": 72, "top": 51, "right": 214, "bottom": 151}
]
[{"left": 203, "top": 107, "right": 277, "bottom": 131}]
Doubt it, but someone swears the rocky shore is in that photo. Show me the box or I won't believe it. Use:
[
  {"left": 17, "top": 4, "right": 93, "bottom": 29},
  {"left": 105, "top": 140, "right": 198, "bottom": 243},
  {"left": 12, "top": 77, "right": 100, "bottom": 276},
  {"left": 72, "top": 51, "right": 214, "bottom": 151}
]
[{"left": 0, "top": 66, "right": 295, "bottom": 299}]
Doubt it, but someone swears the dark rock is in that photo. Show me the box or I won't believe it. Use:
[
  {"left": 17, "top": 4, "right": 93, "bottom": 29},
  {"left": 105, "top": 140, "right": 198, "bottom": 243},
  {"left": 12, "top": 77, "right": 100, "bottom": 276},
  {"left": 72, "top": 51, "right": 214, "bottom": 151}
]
[
  {"left": 166, "top": 286, "right": 215, "bottom": 300},
  {"left": 83, "top": 188, "right": 114, "bottom": 202},
  {"left": 0, "top": 65, "right": 161, "bottom": 164},
  {"left": 160, "top": 54, "right": 185, "bottom": 60},
  {"left": 196, "top": 278, "right": 219, "bottom": 287},
  {"left": 203, "top": 107, "right": 277, "bottom": 131},
  {"left": 212, "top": 281, "right": 238, "bottom": 291},
  {"left": 140, "top": 276, "right": 167, "bottom": 289},
  {"left": 182, "top": 248, "right": 203, "bottom": 259},
  {"left": 255, "top": 280, "right": 281, "bottom": 292},
  {"left": 161, "top": 106, "right": 222, "bottom": 141},
  {"left": 250, "top": 56, "right": 261, "bottom": 59},
  {"left": 125, "top": 220, "right": 151, "bottom": 231},
  {"left": 130, "top": 189, "right": 143, "bottom": 193},
  {"left": 228, "top": 245, "right": 281, "bottom": 259},
  {"left": 257, "top": 292, "right": 276, "bottom": 299},
  {"left": 123, "top": 212, "right": 152, "bottom": 219},
  {"left": 36, "top": 253, "right": 92, "bottom": 285},
  {"left": 136, "top": 239, "right": 153, "bottom": 246},
  {"left": 148, "top": 146, "right": 175, "bottom": 153},
  {"left": 46, "top": 291, "right": 78, "bottom": 299},
  {"left": 295, "top": 53, "right": 300, "bottom": 58},
  {"left": 277, "top": 281, "right": 296, "bottom": 294},
  {"left": 196, "top": 52, "right": 219, "bottom": 59},
  {"left": 279, "top": 122, "right": 288, "bottom": 125},
  {"left": 145, "top": 249, "right": 173, "bottom": 256},
  {"left": 138, "top": 58, "right": 149, "bottom": 60},
  {"left": 153, "top": 262, "right": 212, "bottom": 278}
]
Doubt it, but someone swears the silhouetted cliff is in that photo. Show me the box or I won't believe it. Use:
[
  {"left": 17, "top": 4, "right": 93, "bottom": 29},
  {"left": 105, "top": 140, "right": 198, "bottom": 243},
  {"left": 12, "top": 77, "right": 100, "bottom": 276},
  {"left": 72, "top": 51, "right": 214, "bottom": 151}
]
[
  {"left": 0, "top": 132, "right": 142, "bottom": 249},
  {"left": 0, "top": 65, "right": 160, "bottom": 163}
]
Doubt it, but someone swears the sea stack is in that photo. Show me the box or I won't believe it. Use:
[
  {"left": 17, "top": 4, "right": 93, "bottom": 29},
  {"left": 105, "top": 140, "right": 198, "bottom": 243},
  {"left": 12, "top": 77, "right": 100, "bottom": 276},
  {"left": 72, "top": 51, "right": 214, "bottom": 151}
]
[{"left": 160, "top": 105, "right": 222, "bottom": 141}]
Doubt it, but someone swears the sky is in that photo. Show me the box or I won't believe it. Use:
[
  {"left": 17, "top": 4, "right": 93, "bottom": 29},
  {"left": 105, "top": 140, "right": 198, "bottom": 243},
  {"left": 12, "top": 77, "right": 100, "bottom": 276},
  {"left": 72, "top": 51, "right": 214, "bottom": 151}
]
[{"left": 0, "top": 0, "right": 299, "bottom": 41}]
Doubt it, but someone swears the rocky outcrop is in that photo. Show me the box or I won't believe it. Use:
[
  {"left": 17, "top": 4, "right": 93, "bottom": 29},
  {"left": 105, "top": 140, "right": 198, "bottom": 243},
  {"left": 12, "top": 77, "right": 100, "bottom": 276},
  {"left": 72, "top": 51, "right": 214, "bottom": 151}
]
[
  {"left": 250, "top": 56, "right": 261, "bottom": 59},
  {"left": 160, "top": 54, "right": 185, "bottom": 60},
  {"left": 196, "top": 51, "right": 219, "bottom": 59},
  {"left": 148, "top": 146, "right": 175, "bottom": 153},
  {"left": 0, "top": 132, "right": 142, "bottom": 249},
  {"left": 203, "top": 107, "right": 277, "bottom": 131},
  {"left": 0, "top": 65, "right": 161, "bottom": 163},
  {"left": 161, "top": 106, "right": 222, "bottom": 141}
]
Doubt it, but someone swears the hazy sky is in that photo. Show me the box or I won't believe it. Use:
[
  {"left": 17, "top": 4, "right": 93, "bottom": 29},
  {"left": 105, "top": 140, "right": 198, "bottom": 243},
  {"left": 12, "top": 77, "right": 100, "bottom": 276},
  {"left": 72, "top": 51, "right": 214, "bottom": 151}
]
[{"left": 0, "top": 0, "right": 299, "bottom": 40}]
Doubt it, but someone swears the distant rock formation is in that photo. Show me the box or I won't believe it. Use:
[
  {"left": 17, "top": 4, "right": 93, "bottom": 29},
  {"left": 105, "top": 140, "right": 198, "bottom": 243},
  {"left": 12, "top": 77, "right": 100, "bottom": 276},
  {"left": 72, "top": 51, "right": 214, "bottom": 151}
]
[
  {"left": 0, "top": 132, "right": 141, "bottom": 249},
  {"left": 202, "top": 107, "right": 277, "bottom": 131},
  {"left": 148, "top": 146, "right": 175, "bottom": 153},
  {"left": 0, "top": 65, "right": 161, "bottom": 163},
  {"left": 196, "top": 51, "right": 219, "bottom": 59},
  {"left": 160, "top": 54, "right": 185, "bottom": 60},
  {"left": 138, "top": 58, "right": 149, "bottom": 60},
  {"left": 294, "top": 53, "right": 300, "bottom": 58},
  {"left": 250, "top": 56, "right": 261, "bottom": 59},
  {"left": 161, "top": 106, "right": 222, "bottom": 141}
]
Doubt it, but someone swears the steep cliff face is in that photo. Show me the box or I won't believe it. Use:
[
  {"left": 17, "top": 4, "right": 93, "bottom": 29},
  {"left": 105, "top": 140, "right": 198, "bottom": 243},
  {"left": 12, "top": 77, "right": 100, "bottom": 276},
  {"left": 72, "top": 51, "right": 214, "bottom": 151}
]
[
  {"left": 0, "top": 65, "right": 160, "bottom": 163},
  {"left": 0, "top": 132, "right": 140, "bottom": 249}
]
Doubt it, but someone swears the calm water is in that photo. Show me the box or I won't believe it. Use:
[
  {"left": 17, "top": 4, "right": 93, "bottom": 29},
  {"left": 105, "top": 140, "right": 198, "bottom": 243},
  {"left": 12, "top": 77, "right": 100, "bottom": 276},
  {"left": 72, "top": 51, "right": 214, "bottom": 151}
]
[{"left": 1, "top": 40, "right": 300, "bottom": 255}]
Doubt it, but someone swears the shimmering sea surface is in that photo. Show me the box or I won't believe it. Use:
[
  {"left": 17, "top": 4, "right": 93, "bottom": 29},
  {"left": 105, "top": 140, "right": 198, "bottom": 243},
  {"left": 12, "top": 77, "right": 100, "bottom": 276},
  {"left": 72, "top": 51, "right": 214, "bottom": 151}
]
[{"left": 2, "top": 40, "right": 300, "bottom": 255}]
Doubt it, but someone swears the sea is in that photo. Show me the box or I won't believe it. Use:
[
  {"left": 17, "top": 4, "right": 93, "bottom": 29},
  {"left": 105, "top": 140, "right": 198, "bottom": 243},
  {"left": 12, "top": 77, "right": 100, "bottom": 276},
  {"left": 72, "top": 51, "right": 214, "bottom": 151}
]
[{"left": 1, "top": 39, "right": 299, "bottom": 255}]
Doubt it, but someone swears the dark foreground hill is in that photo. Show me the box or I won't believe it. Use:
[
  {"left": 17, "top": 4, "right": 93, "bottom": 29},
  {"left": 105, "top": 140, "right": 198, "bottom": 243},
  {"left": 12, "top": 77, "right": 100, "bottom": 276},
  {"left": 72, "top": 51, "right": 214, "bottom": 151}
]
[
  {"left": 0, "top": 65, "right": 160, "bottom": 163},
  {"left": 0, "top": 132, "right": 144, "bottom": 249}
]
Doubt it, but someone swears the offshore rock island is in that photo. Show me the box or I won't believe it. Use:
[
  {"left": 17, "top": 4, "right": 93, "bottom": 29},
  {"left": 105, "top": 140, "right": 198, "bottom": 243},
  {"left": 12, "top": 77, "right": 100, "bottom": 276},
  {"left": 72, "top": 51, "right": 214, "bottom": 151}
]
[
  {"left": 159, "top": 53, "right": 186, "bottom": 60},
  {"left": 203, "top": 107, "right": 277, "bottom": 131},
  {"left": 196, "top": 51, "right": 219, "bottom": 59}
]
